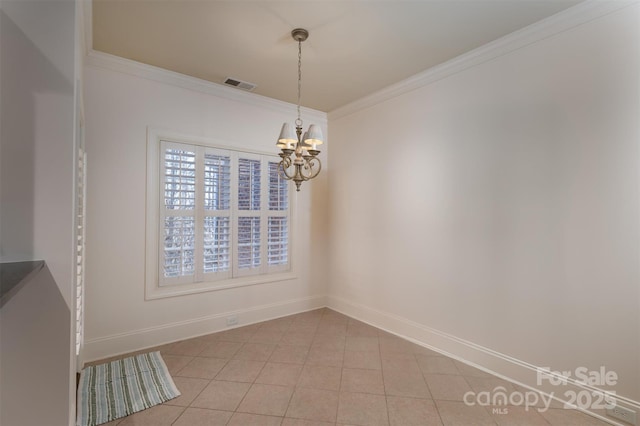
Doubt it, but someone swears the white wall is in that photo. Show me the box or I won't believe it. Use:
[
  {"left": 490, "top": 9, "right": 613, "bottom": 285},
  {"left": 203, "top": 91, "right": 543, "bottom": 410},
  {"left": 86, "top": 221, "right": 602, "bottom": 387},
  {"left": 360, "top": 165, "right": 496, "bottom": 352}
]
[
  {"left": 1, "top": 0, "right": 76, "bottom": 307},
  {"left": 328, "top": 2, "right": 640, "bottom": 409},
  {"left": 1, "top": 1, "right": 78, "bottom": 424},
  {"left": 83, "top": 58, "right": 328, "bottom": 360}
]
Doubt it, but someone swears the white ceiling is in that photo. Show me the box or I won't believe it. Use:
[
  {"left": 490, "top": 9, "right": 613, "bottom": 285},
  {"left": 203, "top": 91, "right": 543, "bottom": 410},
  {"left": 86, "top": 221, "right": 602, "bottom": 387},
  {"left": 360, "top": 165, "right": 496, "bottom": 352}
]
[{"left": 92, "top": 0, "right": 582, "bottom": 112}]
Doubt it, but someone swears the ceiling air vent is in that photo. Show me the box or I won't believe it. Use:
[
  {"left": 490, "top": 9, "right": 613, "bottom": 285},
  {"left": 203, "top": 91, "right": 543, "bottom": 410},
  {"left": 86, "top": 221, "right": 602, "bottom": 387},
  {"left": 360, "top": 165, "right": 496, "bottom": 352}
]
[{"left": 223, "top": 77, "right": 257, "bottom": 91}]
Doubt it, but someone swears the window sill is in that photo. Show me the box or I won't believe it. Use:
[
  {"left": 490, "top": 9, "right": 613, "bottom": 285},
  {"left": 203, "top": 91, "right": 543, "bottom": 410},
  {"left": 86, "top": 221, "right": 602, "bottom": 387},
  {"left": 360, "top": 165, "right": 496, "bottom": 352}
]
[{"left": 145, "top": 270, "right": 297, "bottom": 300}]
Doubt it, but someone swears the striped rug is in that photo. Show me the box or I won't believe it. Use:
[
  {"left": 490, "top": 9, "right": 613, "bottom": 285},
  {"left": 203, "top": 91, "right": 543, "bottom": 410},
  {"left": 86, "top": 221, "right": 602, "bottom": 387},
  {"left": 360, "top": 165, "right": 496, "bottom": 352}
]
[{"left": 76, "top": 351, "right": 181, "bottom": 426}]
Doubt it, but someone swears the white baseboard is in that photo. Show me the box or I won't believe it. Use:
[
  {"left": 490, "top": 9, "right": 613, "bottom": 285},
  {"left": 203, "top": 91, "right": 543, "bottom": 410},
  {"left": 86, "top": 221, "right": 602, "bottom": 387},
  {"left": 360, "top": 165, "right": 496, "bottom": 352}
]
[
  {"left": 327, "top": 295, "right": 639, "bottom": 426},
  {"left": 84, "top": 295, "right": 326, "bottom": 362}
]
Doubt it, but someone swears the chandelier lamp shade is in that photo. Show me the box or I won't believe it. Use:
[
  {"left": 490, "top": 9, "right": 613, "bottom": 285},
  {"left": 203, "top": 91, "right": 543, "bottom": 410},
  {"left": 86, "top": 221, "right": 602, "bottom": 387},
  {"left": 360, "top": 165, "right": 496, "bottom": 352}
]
[{"left": 276, "top": 28, "right": 324, "bottom": 192}]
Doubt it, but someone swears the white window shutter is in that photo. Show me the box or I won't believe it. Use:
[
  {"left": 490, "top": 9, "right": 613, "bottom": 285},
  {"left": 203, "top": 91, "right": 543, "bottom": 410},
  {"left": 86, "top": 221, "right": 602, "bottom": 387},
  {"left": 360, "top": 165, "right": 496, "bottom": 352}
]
[
  {"left": 160, "top": 142, "right": 197, "bottom": 285},
  {"left": 267, "top": 161, "right": 290, "bottom": 272},
  {"left": 202, "top": 149, "right": 232, "bottom": 281},
  {"left": 235, "top": 154, "right": 262, "bottom": 277},
  {"left": 157, "top": 140, "right": 290, "bottom": 287}
]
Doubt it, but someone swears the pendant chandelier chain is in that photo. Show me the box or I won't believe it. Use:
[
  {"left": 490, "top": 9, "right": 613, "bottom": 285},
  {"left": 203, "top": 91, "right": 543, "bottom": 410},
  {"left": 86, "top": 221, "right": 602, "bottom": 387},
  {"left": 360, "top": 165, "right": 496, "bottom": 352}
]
[{"left": 296, "top": 39, "right": 302, "bottom": 128}]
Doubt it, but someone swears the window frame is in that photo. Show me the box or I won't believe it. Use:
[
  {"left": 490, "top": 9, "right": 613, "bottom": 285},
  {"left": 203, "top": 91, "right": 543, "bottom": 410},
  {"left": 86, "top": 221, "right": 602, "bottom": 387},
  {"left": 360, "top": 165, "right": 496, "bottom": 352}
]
[{"left": 145, "top": 128, "right": 296, "bottom": 300}]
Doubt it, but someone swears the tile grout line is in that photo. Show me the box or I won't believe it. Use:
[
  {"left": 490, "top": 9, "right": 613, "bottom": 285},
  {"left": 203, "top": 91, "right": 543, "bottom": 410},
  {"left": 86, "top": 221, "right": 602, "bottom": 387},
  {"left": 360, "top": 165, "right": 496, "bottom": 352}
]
[
  {"left": 169, "top": 406, "right": 187, "bottom": 426},
  {"left": 274, "top": 318, "right": 296, "bottom": 423},
  {"left": 336, "top": 310, "right": 346, "bottom": 425},
  {"left": 231, "top": 320, "right": 281, "bottom": 422},
  {"left": 380, "top": 325, "right": 392, "bottom": 426}
]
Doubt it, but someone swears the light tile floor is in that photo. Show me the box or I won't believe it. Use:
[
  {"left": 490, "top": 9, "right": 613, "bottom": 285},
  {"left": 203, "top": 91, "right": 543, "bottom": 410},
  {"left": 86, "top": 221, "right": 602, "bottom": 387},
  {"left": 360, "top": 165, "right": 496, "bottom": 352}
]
[{"left": 93, "top": 308, "right": 611, "bottom": 425}]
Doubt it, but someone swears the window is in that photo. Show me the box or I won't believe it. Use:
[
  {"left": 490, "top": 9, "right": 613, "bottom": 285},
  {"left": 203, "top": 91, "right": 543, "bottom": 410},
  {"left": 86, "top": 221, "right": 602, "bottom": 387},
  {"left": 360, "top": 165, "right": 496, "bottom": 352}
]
[{"left": 146, "top": 131, "right": 294, "bottom": 299}]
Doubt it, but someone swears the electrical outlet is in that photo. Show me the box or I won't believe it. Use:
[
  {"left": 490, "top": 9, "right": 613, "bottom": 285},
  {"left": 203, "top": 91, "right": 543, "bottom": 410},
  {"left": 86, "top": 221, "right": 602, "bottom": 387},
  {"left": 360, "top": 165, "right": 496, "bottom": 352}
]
[
  {"left": 226, "top": 315, "right": 238, "bottom": 327},
  {"left": 607, "top": 405, "right": 637, "bottom": 425}
]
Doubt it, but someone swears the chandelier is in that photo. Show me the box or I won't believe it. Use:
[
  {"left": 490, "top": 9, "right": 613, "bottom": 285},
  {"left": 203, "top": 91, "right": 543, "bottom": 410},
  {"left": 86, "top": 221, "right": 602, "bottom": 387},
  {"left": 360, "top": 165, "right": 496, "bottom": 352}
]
[{"left": 276, "top": 28, "right": 324, "bottom": 192}]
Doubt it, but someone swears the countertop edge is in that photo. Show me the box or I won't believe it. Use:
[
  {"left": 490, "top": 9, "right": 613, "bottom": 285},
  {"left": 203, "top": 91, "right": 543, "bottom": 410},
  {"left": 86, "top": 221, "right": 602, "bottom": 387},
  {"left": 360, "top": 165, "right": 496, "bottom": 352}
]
[{"left": 0, "top": 261, "right": 45, "bottom": 308}]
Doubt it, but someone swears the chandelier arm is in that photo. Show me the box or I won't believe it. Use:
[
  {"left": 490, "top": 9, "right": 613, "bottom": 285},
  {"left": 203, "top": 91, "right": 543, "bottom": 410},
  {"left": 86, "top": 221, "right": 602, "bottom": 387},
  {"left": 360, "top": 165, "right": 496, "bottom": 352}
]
[
  {"left": 281, "top": 155, "right": 292, "bottom": 169},
  {"left": 300, "top": 157, "right": 322, "bottom": 180},
  {"left": 277, "top": 156, "right": 289, "bottom": 170},
  {"left": 278, "top": 160, "right": 297, "bottom": 180}
]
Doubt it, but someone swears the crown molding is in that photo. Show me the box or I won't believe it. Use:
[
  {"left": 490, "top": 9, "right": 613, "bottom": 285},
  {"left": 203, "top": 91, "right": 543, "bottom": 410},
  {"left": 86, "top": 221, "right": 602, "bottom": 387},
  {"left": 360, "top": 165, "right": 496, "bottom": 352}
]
[
  {"left": 329, "top": 0, "right": 638, "bottom": 120},
  {"left": 85, "top": 50, "right": 328, "bottom": 124}
]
